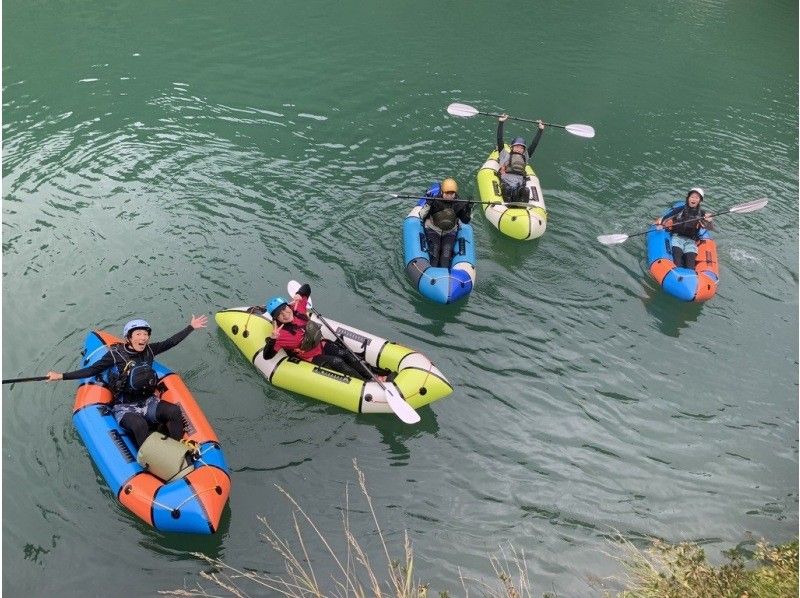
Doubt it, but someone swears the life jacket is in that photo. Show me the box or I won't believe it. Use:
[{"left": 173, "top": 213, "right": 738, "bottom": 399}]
[
  {"left": 299, "top": 319, "right": 323, "bottom": 351},
  {"left": 106, "top": 343, "right": 159, "bottom": 403},
  {"left": 280, "top": 312, "right": 325, "bottom": 360},
  {"left": 668, "top": 205, "right": 704, "bottom": 240},
  {"left": 506, "top": 150, "right": 528, "bottom": 176},
  {"left": 499, "top": 148, "right": 528, "bottom": 176},
  {"left": 426, "top": 197, "right": 459, "bottom": 231}
]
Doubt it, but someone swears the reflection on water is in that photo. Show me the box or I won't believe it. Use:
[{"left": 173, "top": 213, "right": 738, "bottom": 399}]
[
  {"left": 640, "top": 279, "right": 705, "bottom": 337},
  {"left": 368, "top": 408, "right": 441, "bottom": 464}
]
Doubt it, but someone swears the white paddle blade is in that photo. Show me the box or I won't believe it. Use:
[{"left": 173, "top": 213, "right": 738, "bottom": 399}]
[
  {"left": 447, "top": 102, "right": 479, "bottom": 118},
  {"left": 597, "top": 233, "right": 629, "bottom": 245},
  {"left": 565, "top": 124, "right": 595, "bottom": 138},
  {"left": 287, "top": 280, "right": 313, "bottom": 308},
  {"left": 728, "top": 198, "right": 768, "bottom": 213},
  {"left": 384, "top": 386, "right": 421, "bottom": 424}
]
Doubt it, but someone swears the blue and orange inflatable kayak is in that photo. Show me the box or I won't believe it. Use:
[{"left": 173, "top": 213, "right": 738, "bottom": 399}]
[
  {"left": 402, "top": 184, "right": 476, "bottom": 303},
  {"left": 71, "top": 330, "right": 230, "bottom": 534},
  {"left": 646, "top": 202, "right": 719, "bottom": 302}
]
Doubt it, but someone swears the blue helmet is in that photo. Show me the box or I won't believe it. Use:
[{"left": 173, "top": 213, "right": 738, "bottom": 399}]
[
  {"left": 265, "top": 296, "right": 289, "bottom": 318},
  {"left": 511, "top": 136, "right": 527, "bottom": 148},
  {"left": 123, "top": 319, "right": 152, "bottom": 338}
]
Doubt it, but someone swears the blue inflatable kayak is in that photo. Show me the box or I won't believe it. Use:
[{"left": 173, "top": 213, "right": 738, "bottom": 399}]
[
  {"left": 71, "top": 330, "right": 231, "bottom": 533},
  {"left": 402, "top": 184, "right": 476, "bottom": 304},
  {"left": 646, "top": 201, "right": 719, "bottom": 302}
]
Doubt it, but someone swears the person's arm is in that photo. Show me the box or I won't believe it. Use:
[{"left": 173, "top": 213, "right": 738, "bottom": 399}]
[
  {"left": 700, "top": 210, "right": 715, "bottom": 231},
  {"left": 49, "top": 352, "right": 116, "bottom": 381},
  {"left": 263, "top": 323, "right": 300, "bottom": 359},
  {"left": 655, "top": 206, "right": 680, "bottom": 227},
  {"left": 148, "top": 314, "right": 208, "bottom": 355},
  {"left": 148, "top": 326, "right": 194, "bottom": 355},
  {"left": 263, "top": 337, "right": 279, "bottom": 359},
  {"left": 527, "top": 121, "right": 545, "bottom": 157},
  {"left": 292, "top": 284, "right": 311, "bottom": 315},
  {"left": 497, "top": 116, "right": 506, "bottom": 152},
  {"left": 456, "top": 200, "right": 472, "bottom": 224}
]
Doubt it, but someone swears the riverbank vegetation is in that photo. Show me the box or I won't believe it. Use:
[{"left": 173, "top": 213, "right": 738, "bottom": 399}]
[
  {"left": 603, "top": 536, "right": 797, "bottom": 598},
  {"left": 162, "top": 461, "right": 797, "bottom": 598}
]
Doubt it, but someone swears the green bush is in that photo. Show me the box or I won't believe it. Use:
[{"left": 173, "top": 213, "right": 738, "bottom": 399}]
[{"left": 609, "top": 538, "right": 798, "bottom": 598}]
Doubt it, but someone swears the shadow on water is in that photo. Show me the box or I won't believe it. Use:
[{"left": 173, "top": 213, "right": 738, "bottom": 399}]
[
  {"left": 640, "top": 279, "right": 704, "bottom": 338},
  {"left": 356, "top": 407, "right": 440, "bottom": 465},
  {"left": 408, "top": 296, "right": 469, "bottom": 335},
  {"left": 484, "top": 226, "right": 543, "bottom": 269}
]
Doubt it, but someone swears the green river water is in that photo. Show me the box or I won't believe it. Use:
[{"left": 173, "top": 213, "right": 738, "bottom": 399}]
[{"left": 3, "top": 1, "right": 797, "bottom": 595}]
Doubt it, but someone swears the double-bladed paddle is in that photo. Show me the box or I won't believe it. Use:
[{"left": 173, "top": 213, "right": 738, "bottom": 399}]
[
  {"left": 446, "top": 102, "right": 596, "bottom": 139},
  {"left": 376, "top": 192, "right": 533, "bottom": 208},
  {"left": 596, "top": 198, "right": 769, "bottom": 246}
]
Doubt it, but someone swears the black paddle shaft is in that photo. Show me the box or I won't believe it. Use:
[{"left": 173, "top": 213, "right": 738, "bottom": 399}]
[{"left": 3, "top": 376, "right": 48, "bottom": 384}]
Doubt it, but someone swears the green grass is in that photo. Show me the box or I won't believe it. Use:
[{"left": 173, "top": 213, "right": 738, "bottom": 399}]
[{"left": 603, "top": 536, "right": 798, "bottom": 598}]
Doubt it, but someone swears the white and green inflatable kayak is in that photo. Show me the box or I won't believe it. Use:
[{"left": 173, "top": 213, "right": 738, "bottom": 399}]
[
  {"left": 215, "top": 307, "right": 453, "bottom": 414},
  {"left": 476, "top": 146, "right": 547, "bottom": 240}
]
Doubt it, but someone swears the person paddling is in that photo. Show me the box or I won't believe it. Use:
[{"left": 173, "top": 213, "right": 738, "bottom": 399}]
[
  {"left": 417, "top": 178, "right": 472, "bottom": 268},
  {"left": 496, "top": 113, "right": 545, "bottom": 202},
  {"left": 47, "top": 315, "right": 208, "bottom": 449},
  {"left": 655, "top": 188, "right": 715, "bottom": 269},
  {"left": 263, "top": 284, "right": 383, "bottom": 381}
]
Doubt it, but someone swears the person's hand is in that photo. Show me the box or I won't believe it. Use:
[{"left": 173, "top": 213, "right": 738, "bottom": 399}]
[
  {"left": 537, "top": 119, "right": 545, "bottom": 130},
  {"left": 190, "top": 314, "right": 208, "bottom": 329},
  {"left": 499, "top": 113, "right": 508, "bottom": 122},
  {"left": 654, "top": 218, "right": 663, "bottom": 229},
  {"left": 703, "top": 215, "right": 713, "bottom": 224},
  {"left": 47, "top": 371, "right": 63, "bottom": 381},
  {"left": 270, "top": 323, "right": 283, "bottom": 339}
]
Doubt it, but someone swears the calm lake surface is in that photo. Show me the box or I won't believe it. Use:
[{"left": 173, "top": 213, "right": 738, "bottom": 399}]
[{"left": 3, "top": 0, "right": 797, "bottom": 595}]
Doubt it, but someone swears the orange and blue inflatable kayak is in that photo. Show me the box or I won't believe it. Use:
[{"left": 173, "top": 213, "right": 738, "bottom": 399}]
[
  {"left": 71, "top": 330, "right": 230, "bottom": 534},
  {"left": 646, "top": 202, "right": 719, "bottom": 302}
]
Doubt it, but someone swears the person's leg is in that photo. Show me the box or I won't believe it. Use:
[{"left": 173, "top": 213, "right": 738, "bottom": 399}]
[
  {"left": 119, "top": 412, "right": 151, "bottom": 449},
  {"left": 500, "top": 174, "right": 523, "bottom": 202},
  {"left": 424, "top": 228, "right": 442, "bottom": 267},
  {"left": 683, "top": 239, "right": 698, "bottom": 269},
  {"left": 439, "top": 230, "right": 457, "bottom": 268},
  {"left": 154, "top": 401, "right": 185, "bottom": 441},
  {"left": 671, "top": 245, "right": 684, "bottom": 267},
  {"left": 325, "top": 341, "right": 373, "bottom": 378},
  {"left": 313, "top": 353, "right": 366, "bottom": 380}
]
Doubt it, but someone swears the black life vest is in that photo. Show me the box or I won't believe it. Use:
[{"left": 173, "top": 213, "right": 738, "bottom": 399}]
[
  {"left": 670, "top": 206, "right": 704, "bottom": 239},
  {"left": 106, "top": 344, "right": 159, "bottom": 403},
  {"left": 427, "top": 197, "right": 459, "bottom": 231}
]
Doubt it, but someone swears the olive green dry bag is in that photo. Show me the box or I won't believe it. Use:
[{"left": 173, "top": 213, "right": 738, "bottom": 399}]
[{"left": 136, "top": 433, "right": 195, "bottom": 482}]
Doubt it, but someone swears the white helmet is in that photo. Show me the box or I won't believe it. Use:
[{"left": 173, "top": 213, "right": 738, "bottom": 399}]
[
  {"left": 123, "top": 319, "right": 152, "bottom": 338},
  {"left": 687, "top": 187, "right": 704, "bottom": 201}
]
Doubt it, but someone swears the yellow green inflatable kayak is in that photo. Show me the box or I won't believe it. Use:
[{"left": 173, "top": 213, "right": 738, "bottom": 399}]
[
  {"left": 215, "top": 307, "right": 453, "bottom": 414},
  {"left": 476, "top": 147, "right": 547, "bottom": 240}
]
